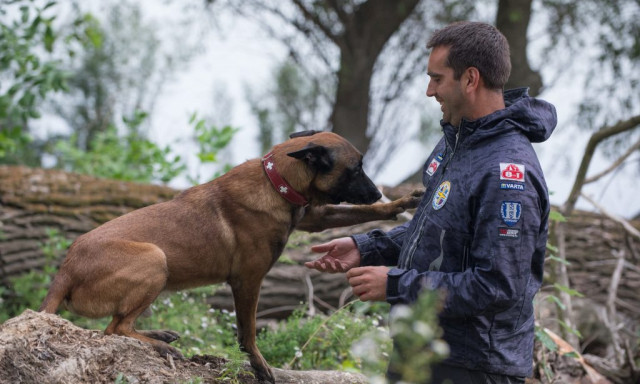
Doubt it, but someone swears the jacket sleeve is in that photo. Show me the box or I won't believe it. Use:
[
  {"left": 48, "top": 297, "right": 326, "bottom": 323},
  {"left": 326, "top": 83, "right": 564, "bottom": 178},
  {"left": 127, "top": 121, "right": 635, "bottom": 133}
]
[
  {"left": 386, "top": 160, "right": 548, "bottom": 318},
  {"left": 352, "top": 221, "right": 410, "bottom": 267}
]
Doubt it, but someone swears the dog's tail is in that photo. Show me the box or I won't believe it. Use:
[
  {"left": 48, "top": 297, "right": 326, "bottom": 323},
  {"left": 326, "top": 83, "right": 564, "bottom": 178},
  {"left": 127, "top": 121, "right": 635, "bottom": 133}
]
[{"left": 39, "top": 272, "right": 72, "bottom": 314}]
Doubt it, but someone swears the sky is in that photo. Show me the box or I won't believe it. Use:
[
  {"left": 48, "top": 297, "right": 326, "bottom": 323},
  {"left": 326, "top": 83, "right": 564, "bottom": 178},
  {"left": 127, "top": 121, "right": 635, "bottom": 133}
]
[{"left": 33, "top": 0, "right": 640, "bottom": 219}]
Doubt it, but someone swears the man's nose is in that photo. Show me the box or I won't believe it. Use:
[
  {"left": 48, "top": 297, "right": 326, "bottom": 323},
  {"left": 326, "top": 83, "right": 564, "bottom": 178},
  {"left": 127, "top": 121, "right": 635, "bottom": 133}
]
[{"left": 426, "top": 81, "right": 435, "bottom": 97}]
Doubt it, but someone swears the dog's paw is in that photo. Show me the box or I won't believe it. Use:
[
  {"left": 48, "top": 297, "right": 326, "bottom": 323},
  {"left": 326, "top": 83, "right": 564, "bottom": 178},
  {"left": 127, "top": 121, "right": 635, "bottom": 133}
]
[
  {"left": 250, "top": 356, "right": 275, "bottom": 383},
  {"left": 140, "top": 329, "right": 181, "bottom": 344},
  {"left": 390, "top": 189, "right": 425, "bottom": 213}
]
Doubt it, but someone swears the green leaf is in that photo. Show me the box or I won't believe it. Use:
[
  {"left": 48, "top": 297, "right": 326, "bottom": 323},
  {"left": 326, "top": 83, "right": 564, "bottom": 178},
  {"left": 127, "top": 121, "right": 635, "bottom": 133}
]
[
  {"left": 545, "top": 295, "right": 566, "bottom": 310},
  {"left": 547, "top": 254, "right": 570, "bottom": 266},
  {"left": 535, "top": 328, "right": 557, "bottom": 352},
  {"left": 557, "top": 320, "right": 583, "bottom": 339},
  {"left": 44, "top": 24, "right": 55, "bottom": 52},
  {"left": 549, "top": 210, "right": 567, "bottom": 223},
  {"left": 553, "top": 283, "right": 584, "bottom": 298}
]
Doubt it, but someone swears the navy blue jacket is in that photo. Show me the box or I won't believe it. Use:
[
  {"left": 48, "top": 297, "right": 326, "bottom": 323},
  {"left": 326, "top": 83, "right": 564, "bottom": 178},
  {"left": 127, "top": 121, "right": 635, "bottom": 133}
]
[{"left": 353, "top": 88, "right": 557, "bottom": 377}]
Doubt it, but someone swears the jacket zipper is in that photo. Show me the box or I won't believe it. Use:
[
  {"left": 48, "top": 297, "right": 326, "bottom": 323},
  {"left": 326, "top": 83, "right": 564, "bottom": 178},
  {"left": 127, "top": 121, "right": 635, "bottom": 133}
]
[{"left": 401, "top": 131, "right": 461, "bottom": 269}]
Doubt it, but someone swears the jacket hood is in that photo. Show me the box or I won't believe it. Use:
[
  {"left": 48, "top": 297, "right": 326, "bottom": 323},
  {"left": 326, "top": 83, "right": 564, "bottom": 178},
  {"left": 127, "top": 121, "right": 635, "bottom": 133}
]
[{"left": 443, "top": 88, "right": 557, "bottom": 145}]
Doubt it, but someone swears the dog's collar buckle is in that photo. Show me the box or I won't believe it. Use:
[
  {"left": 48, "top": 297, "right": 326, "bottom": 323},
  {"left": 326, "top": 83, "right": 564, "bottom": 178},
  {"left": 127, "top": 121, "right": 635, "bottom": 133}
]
[{"left": 262, "top": 152, "right": 309, "bottom": 207}]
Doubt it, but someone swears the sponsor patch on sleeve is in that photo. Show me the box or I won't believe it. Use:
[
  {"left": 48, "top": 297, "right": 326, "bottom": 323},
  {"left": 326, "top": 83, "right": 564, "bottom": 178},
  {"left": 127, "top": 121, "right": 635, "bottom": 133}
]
[
  {"left": 501, "top": 201, "right": 522, "bottom": 226},
  {"left": 500, "top": 182, "right": 525, "bottom": 191},
  {"left": 498, "top": 227, "right": 520, "bottom": 239},
  {"left": 500, "top": 163, "right": 525, "bottom": 182}
]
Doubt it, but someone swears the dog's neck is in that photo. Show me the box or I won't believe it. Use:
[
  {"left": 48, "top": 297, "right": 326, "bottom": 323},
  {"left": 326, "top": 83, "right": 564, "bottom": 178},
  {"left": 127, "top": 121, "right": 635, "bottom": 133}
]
[{"left": 261, "top": 152, "right": 309, "bottom": 207}]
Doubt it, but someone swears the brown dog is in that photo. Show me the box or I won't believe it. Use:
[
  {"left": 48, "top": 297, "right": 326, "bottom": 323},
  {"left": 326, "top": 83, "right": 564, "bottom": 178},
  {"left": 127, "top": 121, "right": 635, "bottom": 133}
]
[{"left": 39, "top": 131, "right": 419, "bottom": 383}]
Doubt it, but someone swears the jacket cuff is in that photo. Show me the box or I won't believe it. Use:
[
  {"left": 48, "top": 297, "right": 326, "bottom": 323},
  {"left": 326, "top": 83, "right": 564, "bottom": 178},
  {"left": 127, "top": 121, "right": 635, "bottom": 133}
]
[{"left": 351, "top": 234, "right": 375, "bottom": 266}]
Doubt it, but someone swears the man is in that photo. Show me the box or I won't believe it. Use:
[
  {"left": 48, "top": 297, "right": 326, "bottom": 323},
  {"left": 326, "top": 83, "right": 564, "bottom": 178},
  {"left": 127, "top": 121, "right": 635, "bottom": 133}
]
[{"left": 305, "top": 21, "right": 557, "bottom": 383}]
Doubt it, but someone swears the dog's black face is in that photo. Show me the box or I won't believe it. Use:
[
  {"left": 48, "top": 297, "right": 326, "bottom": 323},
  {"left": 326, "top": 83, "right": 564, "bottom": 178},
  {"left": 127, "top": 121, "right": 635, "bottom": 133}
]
[
  {"left": 287, "top": 136, "right": 381, "bottom": 205},
  {"left": 325, "top": 159, "right": 381, "bottom": 204}
]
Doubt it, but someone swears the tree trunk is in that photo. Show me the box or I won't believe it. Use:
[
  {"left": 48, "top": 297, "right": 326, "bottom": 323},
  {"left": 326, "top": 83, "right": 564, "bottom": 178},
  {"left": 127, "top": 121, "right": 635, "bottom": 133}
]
[
  {"left": 496, "top": 0, "right": 543, "bottom": 95},
  {"left": 330, "top": 0, "right": 421, "bottom": 153}
]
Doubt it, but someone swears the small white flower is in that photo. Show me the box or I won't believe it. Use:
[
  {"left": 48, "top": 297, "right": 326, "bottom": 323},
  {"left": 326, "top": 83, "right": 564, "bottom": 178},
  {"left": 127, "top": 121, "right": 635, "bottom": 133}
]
[
  {"left": 389, "top": 305, "right": 412, "bottom": 321},
  {"left": 431, "top": 339, "right": 450, "bottom": 356},
  {"left": 266, "top": 162, "right": 274, "bottom": 170},
  {"left": 279, "top": 185, "right": 288, "bottom": 194},
  {"left": 335, "top": 324, "right": 345, "bottom": 330},
  {"left": 412, "top": 321, "right": 434, "bottom": 339}
]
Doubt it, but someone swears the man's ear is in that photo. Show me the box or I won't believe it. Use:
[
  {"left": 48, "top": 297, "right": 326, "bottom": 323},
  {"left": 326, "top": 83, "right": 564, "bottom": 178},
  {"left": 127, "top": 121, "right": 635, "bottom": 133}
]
[
  {"left": 463, "top": 66, "right": 481, "bottom": 92},
  {"left": 287, "top": 143, "right": 333, "bottom": 172}
]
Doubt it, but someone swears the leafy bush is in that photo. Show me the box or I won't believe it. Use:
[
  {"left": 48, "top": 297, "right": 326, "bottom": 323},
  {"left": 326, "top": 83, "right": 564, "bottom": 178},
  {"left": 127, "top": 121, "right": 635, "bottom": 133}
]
[
  {"left": 257, "top": 302, "right": 389, "bottom": 372},
  {"left": 383, "top": 291, "right": 449, "bottom": 383},
  {"left": 188, "top": 112, "right": 238, "bottom": 184},
  {"left": 53, "top": 110, "right": 185, "bottom": 183},
  {"left": 0, "top": 0, "right": 97, "bottom": 165}
]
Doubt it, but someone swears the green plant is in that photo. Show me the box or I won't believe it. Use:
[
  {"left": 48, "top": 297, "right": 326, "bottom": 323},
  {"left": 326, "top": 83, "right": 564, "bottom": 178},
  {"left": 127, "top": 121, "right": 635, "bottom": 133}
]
[
  {"left": 256, "top": 302, "right": 387, "bottom": 372},
  {"left": 217, "top": 342, "right": 254, "bottom": 383},
  {"left": 188, "top": 112, "right": 238, "bottom": 184},
  {"left": 383, "top": 290, "right": 448, "bottom": 383},
  {"left": 0, "top": 228, "right": 71, "bottom": 322},
  {"left": 53, "top": 110, "right": 185, "bottom": 183},
  {"left": 0, "top": 0, "right": 97, "bottom": 165}
]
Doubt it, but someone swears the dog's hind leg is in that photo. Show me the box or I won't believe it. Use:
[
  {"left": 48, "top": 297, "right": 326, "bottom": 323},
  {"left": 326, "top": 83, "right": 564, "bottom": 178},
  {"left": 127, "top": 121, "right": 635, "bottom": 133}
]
[{"left": 98, "top": 242, "right": 182, "bottom": 359}]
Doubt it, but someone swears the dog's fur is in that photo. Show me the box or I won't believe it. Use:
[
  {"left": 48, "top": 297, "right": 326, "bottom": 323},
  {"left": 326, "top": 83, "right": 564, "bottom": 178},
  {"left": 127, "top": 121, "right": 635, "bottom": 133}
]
[{"left": 40, "top": 131, "right": 419, "bottom": 383}]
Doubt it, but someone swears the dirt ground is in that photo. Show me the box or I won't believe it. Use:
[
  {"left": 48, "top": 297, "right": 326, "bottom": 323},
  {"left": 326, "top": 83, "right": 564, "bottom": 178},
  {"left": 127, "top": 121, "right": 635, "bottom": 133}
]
[{"left": 0, "top": 310, "right": 367, "bottom": 384}]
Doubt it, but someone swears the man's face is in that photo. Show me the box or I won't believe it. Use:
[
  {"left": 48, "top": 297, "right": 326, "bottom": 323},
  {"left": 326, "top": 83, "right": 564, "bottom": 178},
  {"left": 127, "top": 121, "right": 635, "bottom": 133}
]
[{"left": 426, "top": 46, "right": 467, "bottom": 127}]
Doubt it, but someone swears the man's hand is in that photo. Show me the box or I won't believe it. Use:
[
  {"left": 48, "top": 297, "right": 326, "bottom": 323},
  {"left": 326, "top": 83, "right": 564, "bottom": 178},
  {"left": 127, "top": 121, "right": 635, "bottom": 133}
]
[
  {"left": 304, "top": 237, "right": 361, "bottom": 273},
  {"left": 346, "top": 266, "right": 390, "bottom": 302}
]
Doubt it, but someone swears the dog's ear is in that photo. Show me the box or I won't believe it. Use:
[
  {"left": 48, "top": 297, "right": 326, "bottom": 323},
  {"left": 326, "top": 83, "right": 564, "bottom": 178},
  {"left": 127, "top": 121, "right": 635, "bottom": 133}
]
[
  {"left": 289, "top": 130, "right": 321, "bottom": 139},
  {"left": 287, "top": 143, "right": 333, "bottom": 172}
]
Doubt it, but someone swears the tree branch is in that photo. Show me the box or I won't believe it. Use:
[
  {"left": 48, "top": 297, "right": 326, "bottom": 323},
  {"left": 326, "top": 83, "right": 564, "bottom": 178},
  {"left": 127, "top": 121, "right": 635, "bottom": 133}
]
[
  {"left": 583, "top": 136, "right": 640, "bottom": 184},
  {"left": 562, "top": 114, "right": 640, "bottom": 216},
  {"left": 290, "top": 0, "right": 340, "bottom": 45},
  {"left": 580, "top": 192, "right": 640, "bottom": 241}
]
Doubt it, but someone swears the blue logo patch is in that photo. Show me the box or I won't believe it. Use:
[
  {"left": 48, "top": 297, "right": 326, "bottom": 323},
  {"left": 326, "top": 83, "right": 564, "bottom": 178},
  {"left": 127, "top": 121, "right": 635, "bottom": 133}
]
[
  {"left": 432, "top": 181, "right": 451, "bottom": 210},
  {"left": 500, "top": 182, "right": 524, "bottom": 191},
  {"left": 501, "top": 201, "right": 521, "bottom": 226}
]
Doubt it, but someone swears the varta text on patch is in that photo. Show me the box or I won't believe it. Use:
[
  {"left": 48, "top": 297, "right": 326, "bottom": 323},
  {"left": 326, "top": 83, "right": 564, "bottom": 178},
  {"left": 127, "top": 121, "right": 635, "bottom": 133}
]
[{"left": 500, "top": 182, "right": 524, "bottom": 191}]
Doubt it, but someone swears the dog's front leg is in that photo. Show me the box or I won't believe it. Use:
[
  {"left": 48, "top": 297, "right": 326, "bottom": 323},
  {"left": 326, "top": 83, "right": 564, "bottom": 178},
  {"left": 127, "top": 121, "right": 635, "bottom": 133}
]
[
  {"left": 297, "top": 188, "right": 425, "bottom": 232},
  {"left": 230, "top": 277, "right": 275, "bottom": 383}
]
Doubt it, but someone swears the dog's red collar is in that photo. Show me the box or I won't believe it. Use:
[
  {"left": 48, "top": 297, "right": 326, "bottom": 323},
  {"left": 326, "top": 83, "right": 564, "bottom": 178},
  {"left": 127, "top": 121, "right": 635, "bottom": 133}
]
[{"left": 262, "top": 152, "right": 309, "bottom": 207}]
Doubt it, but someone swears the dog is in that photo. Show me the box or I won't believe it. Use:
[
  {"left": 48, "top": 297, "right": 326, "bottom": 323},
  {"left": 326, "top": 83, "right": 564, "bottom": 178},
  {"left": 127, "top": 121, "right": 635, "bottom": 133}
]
[{"left": 40, "top": 131, "right": 420, "bottom": 383}]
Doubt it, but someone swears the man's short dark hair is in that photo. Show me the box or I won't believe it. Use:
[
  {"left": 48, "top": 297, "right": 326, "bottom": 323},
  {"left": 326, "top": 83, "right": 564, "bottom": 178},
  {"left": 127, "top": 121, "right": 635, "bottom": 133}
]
[{"left": 427, "top": 21, "right": 511, "bottom": 90}]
